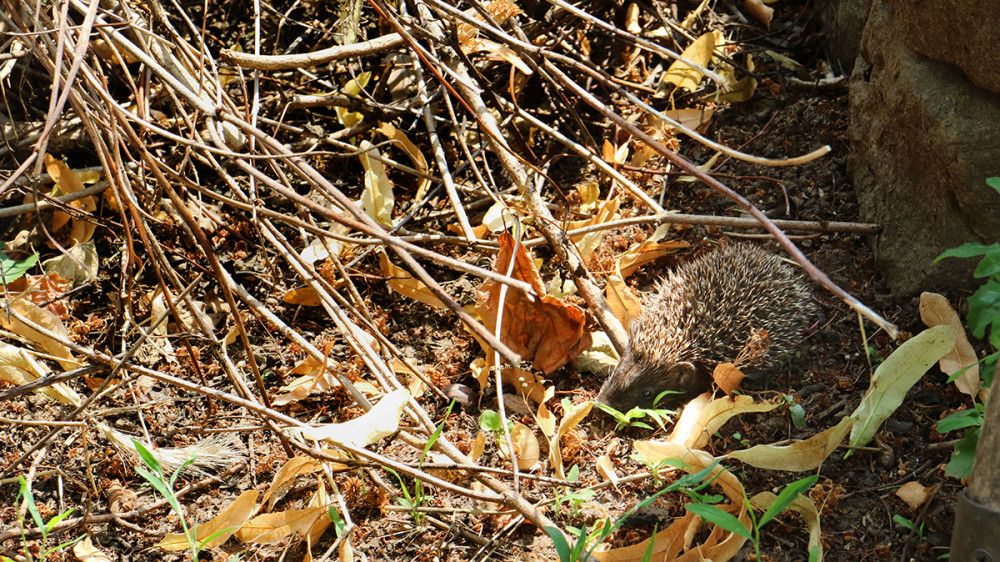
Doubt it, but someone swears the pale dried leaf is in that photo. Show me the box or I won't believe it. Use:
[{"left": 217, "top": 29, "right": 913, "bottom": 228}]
[
  {"left": 379, "top": 251, "right": 446, "bottom": 309},
  {"left": 919, "top": 292, "right": 980, "bottom": 399},
  {"left": 291, "top": 389, "right": 410, "bottom": 446},
  {"left": 359, "top": 141, "right": 394, "bottom": 227},
  {"left": 850, "top": 326, "right": 956, "bottom": 448},
  {"left": 896, "top": 481, "right": 930, "bottom": 510},
  {"left": 235, "top": 506, "right": 326, "bottom": 544},
  {"left": 73, "top": 536, "right": 113, "bottom": 561},
  {"left": 158, "top": 490, "right": 258, "bottom": 550},
  {"left": 729, "top": 416, "right": 853, "bottom": 471}
]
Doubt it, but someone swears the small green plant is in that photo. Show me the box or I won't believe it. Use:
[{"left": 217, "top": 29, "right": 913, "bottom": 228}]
[
  {"left": 479, "top": 409, "right": 512, "bottom": 436},
  {"left": 2, "top": 476, "right": 84, "bottom": 562},
  {"left": 933, "top": 190, "right": 1000, "bottom": 478},
  {"left": 893, "top": 514, "right": 926, "bottom": 540},
  {"left": 553, "top": 465, "right": 597, "bottom": 516},
  {"left": 593, "top": 391, "right": 679, "bottom": 431},
  {"left": 544, "top": 459, "right": 725, "bottom": 562},
  {"left": 133, "top": 440, "right": 230, "bottom": 557}
]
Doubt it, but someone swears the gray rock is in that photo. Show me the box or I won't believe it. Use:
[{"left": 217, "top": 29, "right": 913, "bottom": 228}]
[{"left": 848, "top": 0, "right": 1000, "bottom": 297}]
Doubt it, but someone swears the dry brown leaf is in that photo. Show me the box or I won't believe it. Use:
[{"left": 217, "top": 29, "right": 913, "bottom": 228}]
[
  {"left": 305, "top": 478, "right": 333, "bottom": 544},
  {"left": 43, "top": 154, "right": 97, "bottom": 246},
  {"left": 469, "top": 431, "right": 487, "bottom": 463},
  {"left": 73, "top": 536, "right": 113, "bottom": 561},
  {"left": 537, "top": 402, "right": 557, "bottom": 439},
  {"left": 475, "top": 233, "right": 591, "bottom": 374},
  {"left": 4, "top": 273, "right": 73, "bottom": 319},
  {"left": 599, "top": 443, "right": 749, "bottom": 561},
  {"left": 616, "top": 237, "right": 689, "bottom": 279},
  {"left": 158, "top": 489, "right": 258, "bottom": 550},
  {"left": 501, "top": 367, "right": 548, "bottom": 404},
  {"left": 743, "top": 0, "right": 773, "bottom": 28},
  {"left": 378, "top": 122, "right": 430, "bottom": 200},
  {"left": 236, "top": 506, "right": 325, "bottom": 544},
  {"left": 605, "top": 276, "right": 641, "bottom": 328},
  {"left": 712, "top": 362, "right": 746, "bottom": 396},
  {"left": 896, "top": 481, "right": 930, "bottom": 510},
  {"left": 576, "top": 181, "right": 600, "bottom": 213},
  {"left": 1, "top": 298, "right": 79, "bottom": 370},
  {"left": 0, "top": 341, "right": 80, "bottom": 405},
  {"left": 380, "top": 251, "right": 447, "bottom": 309},
  {"left": 749, "top": 492, "right": 822, "bottom": 557},
  {"left": 567, "top": 198, "right": 620, "bottom": 264},
  {"left": 729, "top": 416, "right": 854, "bottom": 471},
  {"left": 263, "top": 456, "right": 323, "bottom": 510},
  {"left": 499, "top": 423, "right": 540, "bottom": 470},
  {"left": 271, "top": 355, "right": 341, "bottom": 406},
  {"left": 662, "top": 108, "right": 715, "bottom": 132},
  {"left": 919, "top": 292, "right": 980, "bottom": 400}
]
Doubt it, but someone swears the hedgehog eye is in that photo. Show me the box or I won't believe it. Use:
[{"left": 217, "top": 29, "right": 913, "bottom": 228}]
[{"left": 641, "top": 390, "right": 653, "bottom": 399}]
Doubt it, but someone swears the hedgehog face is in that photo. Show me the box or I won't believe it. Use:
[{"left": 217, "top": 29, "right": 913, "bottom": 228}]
[{"left": 597, "top": 352, "right": 709, "bottom": 412}]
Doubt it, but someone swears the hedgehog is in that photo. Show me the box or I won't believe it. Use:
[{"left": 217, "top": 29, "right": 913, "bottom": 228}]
[{"left": 596, "top": 244, "right": 817, "bottom": 412}]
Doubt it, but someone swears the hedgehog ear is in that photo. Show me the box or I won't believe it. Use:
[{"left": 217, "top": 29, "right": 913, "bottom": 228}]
[{"left": 672, "top": 361, "right": 698, "bottom": 387}]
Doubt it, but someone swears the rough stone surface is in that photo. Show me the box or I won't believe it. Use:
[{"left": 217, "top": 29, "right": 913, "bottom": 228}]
[
  {"left": 888, "top": 0, "right": 1000, "bottom": 94},
  {"left": 815, "top": 0, "right": 872, "bottom": 72},
  {"left": 848, "top": 0, "right": 1000, "bottom": 297}
]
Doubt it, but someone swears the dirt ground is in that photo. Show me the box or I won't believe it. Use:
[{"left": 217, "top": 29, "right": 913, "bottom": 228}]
[{"left": 0, "top": 0, "right": 976, "bottom": 560}]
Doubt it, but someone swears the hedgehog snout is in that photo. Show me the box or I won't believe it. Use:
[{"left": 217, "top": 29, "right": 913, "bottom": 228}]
[{"left": 598, "top": 353, "right": 704, "bottom": 412}]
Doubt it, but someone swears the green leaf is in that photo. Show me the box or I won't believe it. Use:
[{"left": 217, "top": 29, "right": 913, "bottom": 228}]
[
  {"left": 684, "top": 503, "right": 751, "bottom": 539},
  {"left": 543, "top": 526, "right": 572, "bottom": 562},
  {"left": 0, "top": 250, "right": 37, "bottom": 283},
  {"left": 945, "top": 427, "right": 979, "bottom": 478},
  {"left": 986, "top": 177, "right": 1000, "bottom": 195},
  {"left": 789, "top": 403, "right": 806, "bottom": 430},
  {"left": 893, "top": 514, "right": 914, "bottom": 530},
  {"left": 420, "top": 400, "right": 455, "bottom": 464},
  {"left": 19, "top": 476, "right": 44, "bottom": 531},
  {"left": 936, "top": 243, "right": 999, "bottom": 262},
  {"left": 479, "top": 410, "right": 501, "bottom": 433},
  {"left": 967, "top": 280, "right": 1000, "bottom": 340},
  {"left": 132, "top": 440, "right": 163, "bottom": 475},
  {"left": 757, "top": 475, "right": 818, "bottom": 528},
  {"left": 973, "top": 247, "right": 1000, "bottom": 278},
  {"left": 937, "top": 409, "right": 983, "bottom": 432},
  {"left": 849, "top": 326, "right": 956, "bottom": 449}
]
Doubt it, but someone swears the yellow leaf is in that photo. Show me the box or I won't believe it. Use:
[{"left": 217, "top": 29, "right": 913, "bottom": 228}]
[
  {"left": 549, "top": 401, "right": 593, "bottom": 479},
  {"left": 604, "top": 276, "right": 641, "bottom": 329},
  {"left": 743, "top": 0, "right": 773, "bottom": 28},
  {"left": 159, "top": 490, "right": 258, "bottom": 550},
  {"left": 0, "top": 341, "right": 80, "bottom": 405},
  {"left": 661, "top": 33, "right": 716, "bottom": 92},
  {"left": 335, "top": 71, "right": 371, "bottom": 128},
  {"left": 379, "top": 251, "right": 446, "bottom": 309},
  {"left": 43, "top": 154, "right": 97, "bottom": 245},
  {"left": 378, "top": 122, "right": 431, "bottom": 201},
  {"left": 748, "top": 492, "right": 822, "bottom": 558},
  {"left": 359, "top": 141, "right": 394, "bottom": 227}
]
